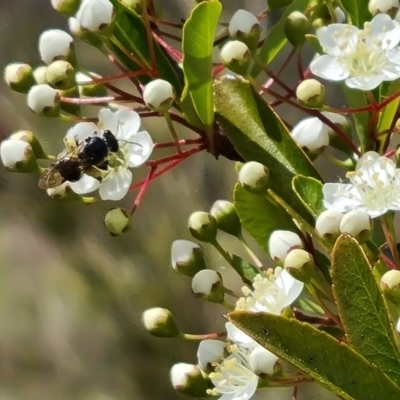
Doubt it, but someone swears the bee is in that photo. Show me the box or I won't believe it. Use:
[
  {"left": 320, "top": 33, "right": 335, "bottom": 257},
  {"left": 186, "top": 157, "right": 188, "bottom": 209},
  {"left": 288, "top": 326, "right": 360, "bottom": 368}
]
[{"left": 38, "top": 130, "right": 119, "bottom": 189}]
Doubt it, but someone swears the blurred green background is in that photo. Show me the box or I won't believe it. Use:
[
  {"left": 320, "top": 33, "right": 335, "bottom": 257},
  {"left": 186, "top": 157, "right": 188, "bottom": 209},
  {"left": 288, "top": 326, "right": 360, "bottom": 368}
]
[{"left": 0, "top": 1, "right": 339, "bottom": 399}]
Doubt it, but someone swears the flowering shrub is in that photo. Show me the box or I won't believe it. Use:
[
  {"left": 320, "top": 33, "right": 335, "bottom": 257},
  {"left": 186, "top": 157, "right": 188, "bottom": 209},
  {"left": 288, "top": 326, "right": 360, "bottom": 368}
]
[{"left": 3, "top": 0, "right": 400, "bottom": 399}]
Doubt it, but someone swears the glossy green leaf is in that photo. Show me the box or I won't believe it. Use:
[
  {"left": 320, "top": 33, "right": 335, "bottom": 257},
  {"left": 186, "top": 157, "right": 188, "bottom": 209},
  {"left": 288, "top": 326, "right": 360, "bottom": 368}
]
[
  {"left": 215, "top": 76, "right": 320, "bottom": 223},
  {"left": 233, "top": 184, "right": 296, "bottom": 253},
  {"left": 229, "top": 311, "right": 400, "bottom": 400},
  {"left": 340, "top": 0, "right": 371, "bottom": 27},
  {"left": 331, "top": 234, "right": 400, "bottom": 387},
  {"left": 250, "top": 0, "right": 313, "bottom": 77},
  {"left": 109, "top": 3, "right": 183, "bottom": 93},
  {"left": 292, "top": 175, "right": 323, "bottom": 218},
  {"left": 182, "top": 0, "right": 221, "bottom": 128},
  {"left": 231, "top": 255, "right": 259, "bottom": 285}
]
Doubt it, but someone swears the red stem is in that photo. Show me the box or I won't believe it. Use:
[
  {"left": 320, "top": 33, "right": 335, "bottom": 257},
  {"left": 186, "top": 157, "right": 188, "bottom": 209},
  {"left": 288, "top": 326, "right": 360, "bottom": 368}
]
[{"left": 130, "top": 166, "right": 156, "bottom": 214}]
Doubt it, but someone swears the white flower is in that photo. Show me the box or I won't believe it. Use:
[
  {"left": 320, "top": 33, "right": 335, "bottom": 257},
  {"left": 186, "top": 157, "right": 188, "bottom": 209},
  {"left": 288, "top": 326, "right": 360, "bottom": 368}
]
[
  {"left": 323, "top": 151, "right": 400, "bottom": 218},
  {"left": 38, "top": 29, "right": 74, "bottom": 65},
  {"left": 310, "top": 14, "right": 400, "bottom": 90},
  {"left": 208, "top": 344, "right": 258, "bottom": 400},
  {"left": 63, "top": 108, "right": 153, "bottom": 200},
  {"left": 75, "top": 0, "right": 114, "bottom": 31},
  {"left": 197, "top": 340, "right": 226, "bottom": 371}
]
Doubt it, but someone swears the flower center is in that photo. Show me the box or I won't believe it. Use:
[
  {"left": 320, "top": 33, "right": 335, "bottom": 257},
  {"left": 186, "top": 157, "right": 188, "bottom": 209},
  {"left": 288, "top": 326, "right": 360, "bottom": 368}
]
[
  {"left": 335, "top": 24, "right": 392, "bottom": 77},
  {"left": 208, "top": 345, "right": 257, "bottom": 397}
]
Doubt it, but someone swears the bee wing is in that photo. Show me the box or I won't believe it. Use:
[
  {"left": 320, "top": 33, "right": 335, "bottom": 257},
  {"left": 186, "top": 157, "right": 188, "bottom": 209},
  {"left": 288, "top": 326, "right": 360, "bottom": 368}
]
[{"left": 38, "top": 167, "right": 65, "bottom": 189}]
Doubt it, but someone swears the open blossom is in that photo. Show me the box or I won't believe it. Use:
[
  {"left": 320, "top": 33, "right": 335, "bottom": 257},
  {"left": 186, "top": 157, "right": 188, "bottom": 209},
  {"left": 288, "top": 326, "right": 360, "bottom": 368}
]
[
  {"left": 63, "top": 108, "right": 153, "bottom": 201},
  {"left": 310, "top": 13, "right": 400, "bottom": 90},
  {"left": 323, "top": 151, "right": 400, "bottom": 218}
]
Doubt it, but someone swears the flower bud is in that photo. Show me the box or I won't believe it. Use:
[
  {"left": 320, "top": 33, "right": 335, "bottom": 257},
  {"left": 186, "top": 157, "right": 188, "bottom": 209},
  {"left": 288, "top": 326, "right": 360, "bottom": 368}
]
[
  {"left": 9, "top": 130, "right": 47, "bottom": 159},
  {"left": 381, "top": 270, "right": 400, "bottom": 305},
  {"left": 268, "top": 230, "right": 303, "bottom": 265},
  {"left": 191, "top": 270, "right": 224, "bottom": 303},
  {"left": 284, "top": 249, "right": 314, "bottom": 283},
  {"left": 220, "top": 40, "right": 251, "bottom": 76},
  {"left": 369, "top": 0, "right": 399, "bottom": 17},
  {"left": 290, "top": 117, "right": 329, "bottom": 153},
  {"left": 249, "top": 346, "right": 280, "bottom": 377},
  {"left": 142, "top": 307, "right": 180, "bottom": 338},
  {"left": 68, "top": 17, "right": 104, "bottom": 48},
  {"left": 75, "top": 72, "right": 107, "bottom": 97},
  {"left": 197, "top": 340, "right": 225, "bottom": 372},
  {"left": 26, "top": 84, "right": 60, "bottom": 116},
  {"left": 38, "top": 29, "right": 76, "bottom": 66},
  {"left": 4, "top": 63, "right": 35, "bottom": 93},
  {"left": 210, "top": 200, "right": 241, "bottom": 237},
  {"left": 46, "top": 60, "right": 76, "bottom": 90},
  {"left": 33, "top": 66, "right": 49, "bottom": 84},
  {"left": 142, "top": 79, "right": 175, "bottom": 113},
  {"left": 188, "top": 211, "right": 218, "bottom": 243},
  {"left": 228, "top": 9, "right": 261, "bottom": 50},
  {"left": 339, "top": 210, "right": 372, "bottom": 242},
  {"left": 238, "top": 161, "right": 270, "bottom": 194},
  {"left": 285, "top": 11, "right": 311, "bottom": 48},
  {"left": 170, "top": 363, "right": 209, "bottom": 397},
  {"left": 315, "top": 209, "right": 343, "bottom": 241},
  {"left": 0, "top": 139, "right": 39, "bottom": 173},
  {"left": 75, "top": 0, "right": 115, "bottom": 32},
  {"left": 171, "top": 240, "right": 206, "bottom": 277},
  {"left": 51, "top": 0, "right": 81, "bottom": 16},
  {"left": 103, "top": 207, "right": 131, "bottom": 236},
  {"left": 268, "top": 0, "right": 293, "bottom": 10},
  {"left": 334, "top": 7, "right": 346, "bottom": 23},
  {"left": 296, "top": 79, "right": 325, "bottom": 109}
]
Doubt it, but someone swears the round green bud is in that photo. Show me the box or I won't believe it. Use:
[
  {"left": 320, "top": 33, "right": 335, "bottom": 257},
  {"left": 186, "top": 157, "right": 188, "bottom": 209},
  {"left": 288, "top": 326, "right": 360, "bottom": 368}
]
[
  {"left": 103, "top": 207, "right": 131, "bottom": 236},
  {"left": 191, "top": 270, "right": 224, "bottom": 303},
  {"left": 381, "top": 270, "right": 400, "bottom": 306},
  {"left": 142, "top": 307, "right": 180, "bottom": 338},
  {"left": 285, "top": 11, "right": 311, "bottom": 48},
  {"left": 171, "top": 240, "right": 207, "bottom": 277},
  {"left": 238, "top": 161, "right": 270, "bottom": 194},
  {"left": 210, "top": 200, "right": 241, "bottom": 237},
  {"left": 9, "top": 130, "right": 47, "bottom": 159},
  {"left": 33, "top": 66, "right": 49, "bottom": 84},
  {"left": 220, "top": 40, "right": 251, "bottom": 76},
  {"left": 4, "top": 63, "right": 35, "bottom": 93},
  {"left": 50, "top": 0, "right": 81, "bottom": 16},
  {"left": 170, "top": 363, "right": 209, "bottom": 397},
  {"left": 284, "top": 249, "right": 314, "bottom": 283},
  {"left": 46, "top": 60, "right": 76, "bottom": 90},
  {"left": 296, "top": 79, "right": 326, "bottom": 109},
  {"left": 188, "top": 211, "right": 218, "bottom": 243}
]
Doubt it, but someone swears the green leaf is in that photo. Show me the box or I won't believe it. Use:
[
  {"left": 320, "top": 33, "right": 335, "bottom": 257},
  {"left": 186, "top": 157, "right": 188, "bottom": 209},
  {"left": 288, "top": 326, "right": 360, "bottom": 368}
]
[
  {"left": 331, "top": 234, "right": 400, "bottom": 387},
  {"left": 340, "top": 0, "right": 371, "bottom": 27},
  {"left": 109, "top": 3, "right": 183, "bottom": 94},
  {"left": 342, "top": 86, "right": 369, "bottom": 151},
  {"left": 182, "top": 0, "right": 221, "bottom": 128},
  {"left": 231, "top": 255, "right": 259, "bottom": 285},
  {"left": 229, "top": 311, "right": 400, "bottom": 400},
  {"left": 292, "top": 175, "right": 323, "bottom": 218},
  {"left": 250, "top": 0, "right": 313, "bottom": 77},
  {"left": 215, "top": 76, "right": 320, "bottom": 224},
  {"left": 233, "top": 184, "right": 296, "bottom": 253}
]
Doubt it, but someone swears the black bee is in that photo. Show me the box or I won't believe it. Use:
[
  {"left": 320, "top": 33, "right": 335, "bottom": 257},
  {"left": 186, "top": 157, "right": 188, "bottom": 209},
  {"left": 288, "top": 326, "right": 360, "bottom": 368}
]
[{"left": 38, "top": 130, "right": 119, "bottom": 189}]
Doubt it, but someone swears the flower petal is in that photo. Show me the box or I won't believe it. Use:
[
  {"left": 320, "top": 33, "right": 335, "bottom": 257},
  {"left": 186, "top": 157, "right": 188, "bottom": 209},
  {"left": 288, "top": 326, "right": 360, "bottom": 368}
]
[
  {"left": 99, "top": 168, "right": 132, "bottom": 201},
  {"left": 345, "top": 75, "right": 385, "bottom": 91},
  {"left": 65, "top": 122, "right": 98, "bottom": 142},
  {"left": 114, "top": 109, "right": 142, "bottom": 140},
  {"left": 69, "top": 174, "right": 100, "bottom": 194},
  {"left": 125, "top": 130, "right": 154, "bottom": 167},
  {"left": 310, "top": 55, "right": 349, "bottom": 81},
  {"left": 98, "top": 108, "right": 118, "bottom": 134},
  {"left": 275, "top": 269, "right": 304, "bottom": 308}
]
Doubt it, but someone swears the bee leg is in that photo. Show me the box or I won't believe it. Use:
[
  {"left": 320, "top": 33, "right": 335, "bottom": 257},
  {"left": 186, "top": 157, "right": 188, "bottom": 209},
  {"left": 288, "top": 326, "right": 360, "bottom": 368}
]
[
  {"left": 63, "top": 137, "right": 78, "bottom": 151},
  {"left": 96, "top": 160, "right": 109, "bottom": 171}
]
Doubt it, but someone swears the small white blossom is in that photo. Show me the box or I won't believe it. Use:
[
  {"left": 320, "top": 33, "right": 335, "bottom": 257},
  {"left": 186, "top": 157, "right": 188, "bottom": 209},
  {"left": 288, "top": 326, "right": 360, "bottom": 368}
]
[
  {"left": 310, "top": 14, "right": 400, "bottom": 90},
  {"left": 290, "top": 117, "right": 329, "bottom": 152},
  {"left": 143, "top": 79, "right": 175, "bottom": 113},
  {"left": 268, "top": 230, "right": 303, "bottom": 264},
  {"left": 315, "top": 209, "right": 344, "bottom": 238},
  {"left": 63, "top": 108, "right": 153, "bottom": 200},
  {"left": 208, "top": 344, "right": 258, "bottom": 400},
  {"left": 26, "top": 84, "right": 59, "bottom": 114},
  {"left": 75, "top": 0, "right": 114, "bottom": 31},
  {"left": 323, "top": 151, "right": 400, "bottom": 218},
  {"left": 38, "top": 29, "right": 74, "bottom": 65}
]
